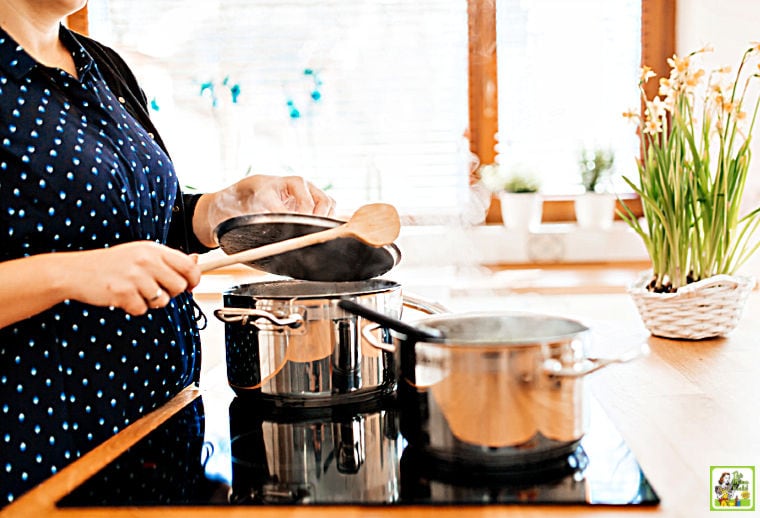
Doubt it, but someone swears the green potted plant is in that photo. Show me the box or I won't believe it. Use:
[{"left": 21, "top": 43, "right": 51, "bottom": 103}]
[
  {"left": 575, "top": 146, "right": 617, "bottom": 229},
  {"left": 618, "top": 44, "right": 760, "bottom": 339},
  {"left": 578, "top": 146, "right": 615, "bottom": 193},
  {"left": 479, "top": 163, "right": 542, "bottom": 230}
]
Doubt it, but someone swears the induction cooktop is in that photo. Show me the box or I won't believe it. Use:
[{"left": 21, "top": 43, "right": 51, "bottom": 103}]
[{"left": 56, "top": 387, "right": 659, "bottom": 508}]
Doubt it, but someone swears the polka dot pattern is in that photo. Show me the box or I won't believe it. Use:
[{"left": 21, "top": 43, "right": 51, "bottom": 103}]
[{"left": 0, "top": 26, "right": 201, "bottom": 506}]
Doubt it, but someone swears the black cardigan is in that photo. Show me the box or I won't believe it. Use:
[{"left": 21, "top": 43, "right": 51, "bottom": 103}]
[{"left": 72, "top": 30, "right": 214, "bottom": 254}]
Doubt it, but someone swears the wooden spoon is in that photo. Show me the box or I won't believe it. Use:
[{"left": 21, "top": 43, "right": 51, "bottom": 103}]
[{"left": 199, "top": 202, "right": 401, "bottom": 273}]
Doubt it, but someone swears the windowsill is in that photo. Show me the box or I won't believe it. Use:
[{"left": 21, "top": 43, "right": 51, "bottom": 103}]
[
  {"left": 484, "top": 193, "right": 643, "bottom": 224},
  {"left": 395, "top": 221, "right": 650, "bottom": 267}
]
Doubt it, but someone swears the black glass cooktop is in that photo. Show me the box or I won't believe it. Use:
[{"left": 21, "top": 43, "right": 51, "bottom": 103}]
[{"left": 56, "top": 387, "right": 659, "bottom": 508}]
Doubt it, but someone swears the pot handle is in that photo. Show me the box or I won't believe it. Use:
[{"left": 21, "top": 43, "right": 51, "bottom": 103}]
[
  {"left": 401, "top": 291, "right": 451, "bottom": 315},
  {"left": 213, "top": 307, "right": 304, "bottom": 329},
  {"left": 543, "top": 343, "right": 650, "bottom": 378},
  {"left": 361, "top": 323, "right": 396, "bottom": 353},
  {"left": 360, "top": 293, "right": 449, "bottom": 353}
]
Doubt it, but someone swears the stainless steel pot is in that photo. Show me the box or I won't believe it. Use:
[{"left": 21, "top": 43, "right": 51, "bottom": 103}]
[
  {"left": 215, "top": 279, "right": 445, "bottom": 407},
  {"left": 360, "top": 311, "right": 646, "bottom": 468}
]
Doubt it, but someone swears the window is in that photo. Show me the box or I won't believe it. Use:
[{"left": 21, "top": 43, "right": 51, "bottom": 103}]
[
  {"left": 76, "top": 1, "right": 669, "bottom": 219},
  {"left": 86, "top": 0, "right": 470, "bottom": 218}
]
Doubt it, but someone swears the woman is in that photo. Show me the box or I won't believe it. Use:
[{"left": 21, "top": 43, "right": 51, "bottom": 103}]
[{"left": 0, "top": 0, "right": 334, "bottom": 505}]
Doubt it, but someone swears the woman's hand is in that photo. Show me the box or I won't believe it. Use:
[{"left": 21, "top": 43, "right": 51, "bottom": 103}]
[
  {"left": 0, "top": 242, "right": 201, "bottom": 328},
  {"left": 64, "top": 242, "right": 202, "bottom": 315},
  {"left": 192, "top": 174, "right": 336, "bottom": 248}
]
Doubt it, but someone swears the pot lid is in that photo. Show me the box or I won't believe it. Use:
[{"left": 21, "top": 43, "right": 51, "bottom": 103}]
[
  {"left": 406, "top": 312, "right": 589, "bottom": 346},
  {"left": 224, "top": 279, "right": 401, "bottom": 299},
  {"left": 214, "top": 213, "right": 402, "bottom": 282}
]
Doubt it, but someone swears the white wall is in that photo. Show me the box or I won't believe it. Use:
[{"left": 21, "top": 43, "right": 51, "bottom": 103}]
[
  {"left": 677, "top": 0, "right": 760, "bottom": 206},
  {"left": 677, "top": 0, "right": 760, "bottom": 57}
]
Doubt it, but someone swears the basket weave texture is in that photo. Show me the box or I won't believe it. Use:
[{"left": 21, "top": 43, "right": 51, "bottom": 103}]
[{"left": 627, "top": 273, "right": 756, "bottom": 340}]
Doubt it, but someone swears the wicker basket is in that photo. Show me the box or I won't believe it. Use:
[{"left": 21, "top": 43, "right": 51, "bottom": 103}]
[{"left": 628, "top": 273, "right": 756, "bottom": 340}]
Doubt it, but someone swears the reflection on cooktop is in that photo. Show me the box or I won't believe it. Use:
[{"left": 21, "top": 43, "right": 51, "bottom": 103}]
[{"left": 56, "top": 390, "right": 659, "bottom": 508}]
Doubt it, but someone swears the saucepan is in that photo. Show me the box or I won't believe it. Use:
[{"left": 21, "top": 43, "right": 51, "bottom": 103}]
[
  {"left": 210, "top": 203, "right": 453, "bottom": 407},
  {"left": 338, "top": 299, "right": 648, "bottom": 468},
  {"left": 214, "top": 283, "right": 448, "bottom": 407}
]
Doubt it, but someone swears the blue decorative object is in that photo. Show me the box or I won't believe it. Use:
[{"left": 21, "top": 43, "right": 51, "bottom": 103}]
[
  {"left": 199, "top": 80, "right": 217, "bottom": 107},
  {"left": 286, "top": 99, "right": 301, "bottom": 119},
  {"left": 306, "top": 68, "right": 322, "bottom": 102},
  {"left": 230, "top": 83, "right": 241, "bottom": 104},
  {"left": 199, "top": 76, "right": 241, "bottom": 108},
  {"left": 285, "top": 68, "right": 323, "bottom": 119}
]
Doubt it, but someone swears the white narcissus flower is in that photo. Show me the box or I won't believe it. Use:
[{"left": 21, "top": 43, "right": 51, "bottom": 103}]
[
  {"left": 667, "top": 54, "right": 691, "bottom": 75},
  {"left": 640, "top": 66, "right": 656, "bottom": 84},
  {"left": 622, "top": 109, "right": 639, "bottom": 122},
  {"left": 649, "top": 96, "right": 668, "bottom": 119},
  {"left": 643, "top": 118, "right": 663, "bottom": 135}
]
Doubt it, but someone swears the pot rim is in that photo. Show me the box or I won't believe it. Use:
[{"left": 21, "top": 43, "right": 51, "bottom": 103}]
[
  {"left": 223, "top": 278, "right": 401, "bottom": 300},
  {"left": 393, "top": 311, "right": 589, "bottom": 349}
]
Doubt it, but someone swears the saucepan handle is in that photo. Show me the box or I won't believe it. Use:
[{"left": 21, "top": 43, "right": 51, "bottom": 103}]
[
  {"left": 359, "top": 292, "right": 449, "bottom": 353},
  {"left": 400, "top": 292, "right": 451, "bottom": 315},
  {"left": 361, "top": 323, "right": 396, "bottom": 353},
  {"left": 543, "top": 343, "right": 650, "bottom": 378},
  {"left": 213, "top": 308, "right": 304, "bottom": 329}
]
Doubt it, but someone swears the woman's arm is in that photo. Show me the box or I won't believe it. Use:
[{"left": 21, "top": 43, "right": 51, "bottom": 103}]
[{"left": 0, "top": 241, "right": 201, "bottom": 329}]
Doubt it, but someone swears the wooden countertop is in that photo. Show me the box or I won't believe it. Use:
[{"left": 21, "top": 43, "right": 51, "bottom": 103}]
[{"left": 4, "top": 264, "right": 759, "bottom": 518}]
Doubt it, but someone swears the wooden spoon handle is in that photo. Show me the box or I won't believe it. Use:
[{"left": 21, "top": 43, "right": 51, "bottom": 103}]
[{"left": 199, "top": 225, "right": 343, "bottom": 272}]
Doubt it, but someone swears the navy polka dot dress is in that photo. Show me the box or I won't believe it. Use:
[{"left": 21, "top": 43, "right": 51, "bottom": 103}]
[{"left": 0, "top": 26, "right": 201, "bottom": 505}]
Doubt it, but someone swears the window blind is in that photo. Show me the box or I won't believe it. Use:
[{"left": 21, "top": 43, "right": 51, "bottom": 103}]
[{"left": 88, "top": 0, "right": 471, "bottom": 218}]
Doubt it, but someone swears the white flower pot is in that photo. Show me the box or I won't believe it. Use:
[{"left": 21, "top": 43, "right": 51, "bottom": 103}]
[
  {"left": 499, "top": 192, "right": 542, "bottom": 230},
  {"left": 574, "top": 192, "right": 616, "bottom": 229}
]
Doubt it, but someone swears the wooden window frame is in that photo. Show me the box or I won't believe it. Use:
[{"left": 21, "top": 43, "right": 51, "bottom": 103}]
[{"left": 69, "top": 1, "right": 674, "bottom": 224}]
